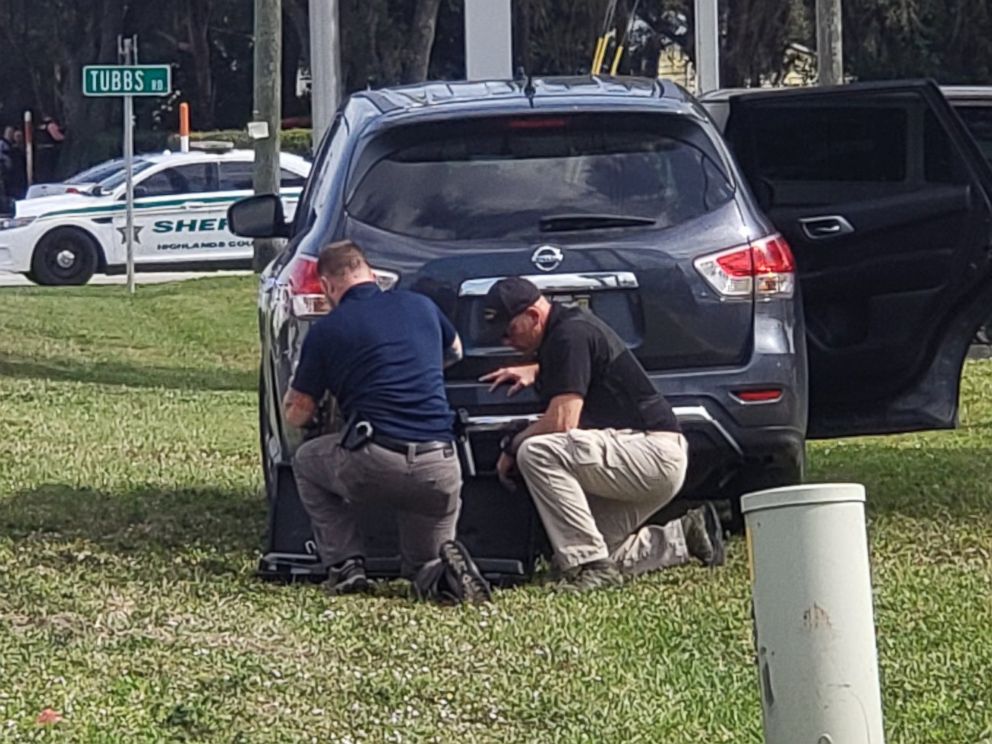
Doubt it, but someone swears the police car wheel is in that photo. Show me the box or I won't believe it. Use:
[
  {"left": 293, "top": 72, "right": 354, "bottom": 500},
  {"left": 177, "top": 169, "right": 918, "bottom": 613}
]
[{"left": 31, "top": 229, "right": 98, "bottom": 286}]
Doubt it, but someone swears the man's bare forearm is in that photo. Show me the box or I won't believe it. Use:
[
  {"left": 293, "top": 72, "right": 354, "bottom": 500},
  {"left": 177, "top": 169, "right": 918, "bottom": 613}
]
[
  {"left": 283, "top": 388, "right": 317, "bottom": 428},
  {"left": 508, "top": 394, "right": 584, "bottom": 454},
  {"left": 443, "top": 335, "right": 464, "bottom": 369}
]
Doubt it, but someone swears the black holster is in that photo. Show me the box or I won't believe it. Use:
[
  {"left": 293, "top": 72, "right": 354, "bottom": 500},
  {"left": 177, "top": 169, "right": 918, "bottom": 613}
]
[{"left": 340, "top": 412, "right": 374, "bottom": 451}]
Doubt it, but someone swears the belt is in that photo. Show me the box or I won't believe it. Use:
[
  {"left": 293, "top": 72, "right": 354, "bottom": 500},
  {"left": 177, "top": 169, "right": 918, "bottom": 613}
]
[{"left": 372, "top": 433, "right": 453, "bottom": 456}]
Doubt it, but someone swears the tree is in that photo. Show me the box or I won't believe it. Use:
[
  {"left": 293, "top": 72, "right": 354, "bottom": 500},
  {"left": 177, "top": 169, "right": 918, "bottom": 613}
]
[
  {"left": 514, "top": 0, "right": 604, "bottom": 76},
  {"left": 0, "top": 0, "right": 129, "bottom": 177},
  {"left": 337, "top": 0, "right": 446, "bottom": 89},
  {"left": 843, "top": 0, "right": 992, "bottom": 82},
  {"left": 142, "top": 0, "right": 217, "bottom": 128}
]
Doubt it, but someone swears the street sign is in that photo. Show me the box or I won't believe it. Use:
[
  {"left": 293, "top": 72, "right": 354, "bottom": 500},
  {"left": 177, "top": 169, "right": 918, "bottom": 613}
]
[
  {"left": 83, "top": 44, "right": 172, "bottom": 294},
  {"left": 82, "top": 65, "right": 171, "bottom": 97}
]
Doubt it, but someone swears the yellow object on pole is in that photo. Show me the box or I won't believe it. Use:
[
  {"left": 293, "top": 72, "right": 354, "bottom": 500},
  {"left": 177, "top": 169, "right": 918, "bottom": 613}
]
[
  {"left": 594, "top": 30, "right": 613, "bottom": 74},
  {"left": 609, "top": 46, "right": 623, "bottom": 75},
  {"left": 591, "top": 36, "right": 605, "bottom": 73}
]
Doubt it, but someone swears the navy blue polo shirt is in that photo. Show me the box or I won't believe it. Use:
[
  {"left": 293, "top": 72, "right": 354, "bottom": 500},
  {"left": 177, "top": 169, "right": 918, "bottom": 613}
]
[{"left": 291, "top": 282, "right": 457, "bottom": 442}]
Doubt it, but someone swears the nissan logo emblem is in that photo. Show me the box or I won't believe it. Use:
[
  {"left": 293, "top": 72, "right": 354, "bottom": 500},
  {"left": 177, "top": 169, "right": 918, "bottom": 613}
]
[{"left": 531, "top": 245, "right": 563, "bottom": 272}]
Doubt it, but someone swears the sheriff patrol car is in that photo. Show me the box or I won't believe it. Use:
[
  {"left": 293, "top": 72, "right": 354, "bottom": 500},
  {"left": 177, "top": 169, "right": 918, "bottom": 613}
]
[{"left": 0, "top": 148, "right": 310, "bottom": 285}]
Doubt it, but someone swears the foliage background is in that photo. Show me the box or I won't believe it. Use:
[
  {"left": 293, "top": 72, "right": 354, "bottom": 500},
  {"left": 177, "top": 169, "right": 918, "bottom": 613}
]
[{"left": 0, "top": 0, "right": 990, "bottom": 175}]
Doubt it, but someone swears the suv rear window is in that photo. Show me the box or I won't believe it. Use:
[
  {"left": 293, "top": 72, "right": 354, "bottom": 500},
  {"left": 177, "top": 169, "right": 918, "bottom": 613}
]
[{"left": 346, "top": 114, "right": 733, "bottom": 240}]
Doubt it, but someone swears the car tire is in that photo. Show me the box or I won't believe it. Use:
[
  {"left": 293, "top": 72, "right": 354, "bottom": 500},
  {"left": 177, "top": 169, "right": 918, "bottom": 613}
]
[
  {"left": 724, "top": 448, "right": 806, "bottom": 533},
  {"left": 31, "top": 228, "right": 99, "bottom": 286}
]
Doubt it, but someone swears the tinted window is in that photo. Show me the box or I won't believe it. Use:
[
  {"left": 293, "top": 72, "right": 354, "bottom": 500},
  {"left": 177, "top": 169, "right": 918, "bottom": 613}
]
[
  {"left": 280, "top": 168, "right": 306, "bottom": 188},
  {"left": 924, "top": 110, "right": 961, "bottom": 183},
  {"left": 219, "top": 162, "right": 254, "bottom": 190},
  {"left": 67, "top": 158, "right": 125, "bottom": 185},
  {"left": 219, "top": 162, "right": 306, "bottom": 191},
  {"left": 136, "top": 164, "right": 213, "bottom": 197},
  {"left": 954, "top": 105, "right": 992, "bottom": 165},
  {"left": 346, "top": 114, "right": 734, "bottom": 241},
  {"left": 747, "top": 106, "right": 907, "bottom": 182},
  {"left": 295, "top": 114, "right": 348, "bottom": 236},
  {"left": 98, "top": 159, "right": 154, "bottom": 191}
]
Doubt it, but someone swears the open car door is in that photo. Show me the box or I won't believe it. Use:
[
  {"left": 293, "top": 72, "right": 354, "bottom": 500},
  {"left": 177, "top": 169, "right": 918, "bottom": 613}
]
[{"left": 723, "top": 80, "right": 992, "bottom": 437}]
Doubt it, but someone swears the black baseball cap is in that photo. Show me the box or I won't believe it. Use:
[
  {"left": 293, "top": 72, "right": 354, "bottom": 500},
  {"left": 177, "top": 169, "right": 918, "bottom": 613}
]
[{"left": 483, "top": 277, "right": 542, "bottom": 333}]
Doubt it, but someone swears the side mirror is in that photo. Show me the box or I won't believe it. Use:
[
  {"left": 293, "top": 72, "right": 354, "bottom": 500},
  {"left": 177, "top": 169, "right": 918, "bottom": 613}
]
[
  {"left": 227, "top": 194, "right": 290, "bottom": 238},
  {"left": 132, "top": 185, "right": 148, "bottom": 198}
]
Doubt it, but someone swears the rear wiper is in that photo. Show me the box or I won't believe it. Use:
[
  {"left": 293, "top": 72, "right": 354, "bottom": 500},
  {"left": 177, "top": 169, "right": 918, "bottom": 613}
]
[{"left": 539, "top": 213, "right": 656, "bottom": 232}]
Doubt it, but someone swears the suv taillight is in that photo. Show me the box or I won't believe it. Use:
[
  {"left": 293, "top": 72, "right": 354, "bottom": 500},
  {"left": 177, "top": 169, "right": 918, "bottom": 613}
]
[
  {"left": 287, "top": 257, "right": 329, "bottom": 318},
  {"left": 286, "top": 256, "right": 400, "bottom": 319},
  {"left": 693, "top": 234, "right": 795, "bottom": 299}
]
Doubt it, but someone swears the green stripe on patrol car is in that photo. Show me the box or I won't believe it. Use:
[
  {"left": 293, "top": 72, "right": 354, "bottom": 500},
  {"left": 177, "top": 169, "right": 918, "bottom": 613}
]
[{"left": 37, "top": 190, "right": 302, "bottom": 222}]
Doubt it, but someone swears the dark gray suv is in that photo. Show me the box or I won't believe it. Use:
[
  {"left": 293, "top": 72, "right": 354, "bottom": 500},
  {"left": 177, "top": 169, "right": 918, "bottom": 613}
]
[{"left": 231, "top": 77, "right": 992, "bottom": 582}]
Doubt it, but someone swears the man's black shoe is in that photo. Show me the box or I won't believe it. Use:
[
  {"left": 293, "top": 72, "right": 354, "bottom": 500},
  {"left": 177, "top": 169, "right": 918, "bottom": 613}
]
[
  {"left": 682, "top": 502, "right": 726, "bottom": 567},
  {"left": 324, "top": 557, "right": 371, "bottom": 596},
  {"left": 554, "top": 559, "right": 624, "bottom": 592},
  {"left": 438, "top": 540, "right": 493, "bottom": 604}
]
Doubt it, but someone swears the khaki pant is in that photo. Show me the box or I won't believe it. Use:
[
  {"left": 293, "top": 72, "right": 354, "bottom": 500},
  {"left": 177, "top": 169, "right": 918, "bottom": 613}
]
[
  {"left": 515, "top": 429, "right": 690, "bottom": 574},
  {"left": 293, "top": 434, "right": 462, "bottom": 578}
]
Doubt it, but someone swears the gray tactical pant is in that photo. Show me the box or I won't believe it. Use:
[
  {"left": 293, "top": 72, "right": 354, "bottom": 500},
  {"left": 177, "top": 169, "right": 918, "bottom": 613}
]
[
  {"left": 293, "top": 433, "right": 462, "bottom": 578},
  {"left": 515, "top": 428, "right": 690, "bottom": 574}
]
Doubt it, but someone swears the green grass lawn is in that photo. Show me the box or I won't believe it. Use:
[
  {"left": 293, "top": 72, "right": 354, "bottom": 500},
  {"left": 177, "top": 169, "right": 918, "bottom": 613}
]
[{"left": 0, "top": 277, "right": 990, "bottom": 743}]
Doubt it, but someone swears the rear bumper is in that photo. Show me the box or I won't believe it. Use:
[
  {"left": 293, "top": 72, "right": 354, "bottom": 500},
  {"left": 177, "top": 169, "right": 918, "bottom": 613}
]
[
  {"left": 257, "top": 396, "right": 805, "bottom": 584},
  {"left": 456, "top": 396, "right": 805, "bottom": 492},
  {"left": 258, "top": 347, "right": 807, "bottom": 582}
]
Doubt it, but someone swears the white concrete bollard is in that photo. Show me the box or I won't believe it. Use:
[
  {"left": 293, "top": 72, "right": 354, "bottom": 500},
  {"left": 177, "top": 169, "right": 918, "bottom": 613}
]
[{"left": 741, "top": 483, "right": 886, "bottom": 744}]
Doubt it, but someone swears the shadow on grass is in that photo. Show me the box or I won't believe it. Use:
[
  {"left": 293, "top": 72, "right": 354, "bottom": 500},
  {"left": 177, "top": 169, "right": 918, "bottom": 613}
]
[
  {"left": 2, "top": 484, "right": 265, "bottom": 562},
  {"left": 808, "top": 443, "right": 992, "bottom": 520},
  {"left": 0, "top": 356, "right": 254, "bottom": 392}
]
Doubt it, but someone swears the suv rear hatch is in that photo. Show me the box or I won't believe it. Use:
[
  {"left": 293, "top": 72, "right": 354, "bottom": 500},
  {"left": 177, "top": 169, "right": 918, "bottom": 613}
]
[{"left": 337, "top": 111, "right": 767, "bottom": 377}]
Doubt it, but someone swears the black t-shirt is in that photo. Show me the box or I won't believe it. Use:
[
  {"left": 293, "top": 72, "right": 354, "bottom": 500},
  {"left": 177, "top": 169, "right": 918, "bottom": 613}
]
[
  {"left": 536, "top": 304, "right": 680, "bottom": 432},
  {"left": 292, "top": 282, "right": 457, "bottom": 442}
]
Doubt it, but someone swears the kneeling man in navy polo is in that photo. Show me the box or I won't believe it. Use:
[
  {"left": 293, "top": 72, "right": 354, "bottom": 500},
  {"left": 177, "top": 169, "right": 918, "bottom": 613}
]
[{"left": 283, "top": 240, "right": 491, "bottom": 603}]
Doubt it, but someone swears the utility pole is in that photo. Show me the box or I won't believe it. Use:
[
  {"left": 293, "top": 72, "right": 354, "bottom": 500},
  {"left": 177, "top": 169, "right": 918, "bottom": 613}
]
[
  {"left": 252, "top": 0, "right": 282, "bottom": 272},
  {"left": 816, "top": 0, "right": 843, "bottom": 85},
  {"left": 309, "top": 0, "right": 341, "bottom": 151},
  {"left": 120, "top": 35, "right": 137, "bottom": 295},
  {"left": 694, "top": 0, "right": 719, "bottom": 93},
  {"left": 465, "top": 0, "right": 512, "bottom": 80}
]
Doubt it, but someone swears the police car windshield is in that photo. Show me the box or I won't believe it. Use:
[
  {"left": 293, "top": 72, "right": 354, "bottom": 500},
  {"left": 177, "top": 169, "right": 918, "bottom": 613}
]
[
  {"left": 97, "top": 159, "right": 155, "bottom": 192},
  {"left": 346, "top": 113, "right": 734, "bottom": 241},
  {"left": 67, "top": 158, "right": 127, "bottom": 185}
]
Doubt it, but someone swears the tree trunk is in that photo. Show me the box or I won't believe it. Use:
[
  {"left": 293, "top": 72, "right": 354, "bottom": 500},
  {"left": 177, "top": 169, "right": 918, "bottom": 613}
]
[
  {"left": 58, "top": 0, "right": 126, "bottom": 176},
  {"left": 403, "top": 0, "right": 442, "bottom": 83},
  {"left": 285, "top": 0, "right": 310, "bottom": 69},
  {"left": 184, "top": 0, "right": 215, "bottom": 129}
]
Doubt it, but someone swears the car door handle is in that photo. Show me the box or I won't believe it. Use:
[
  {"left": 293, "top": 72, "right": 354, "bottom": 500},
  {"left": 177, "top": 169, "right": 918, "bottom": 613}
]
[
  {"left": 184, "top": 201, "right": 209, "bottom": 209},
  {"left": 799, "top": 215, "right": 855, "bottom": 240}
]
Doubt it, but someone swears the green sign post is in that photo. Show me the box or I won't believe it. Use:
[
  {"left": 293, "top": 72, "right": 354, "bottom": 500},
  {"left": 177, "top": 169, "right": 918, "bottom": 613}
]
[
  {"left": 82, "top": 43, "right": 171, "bottom": 294},
  {"left": 82, "top": 65, "right": 171, "bottom": 97}
]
